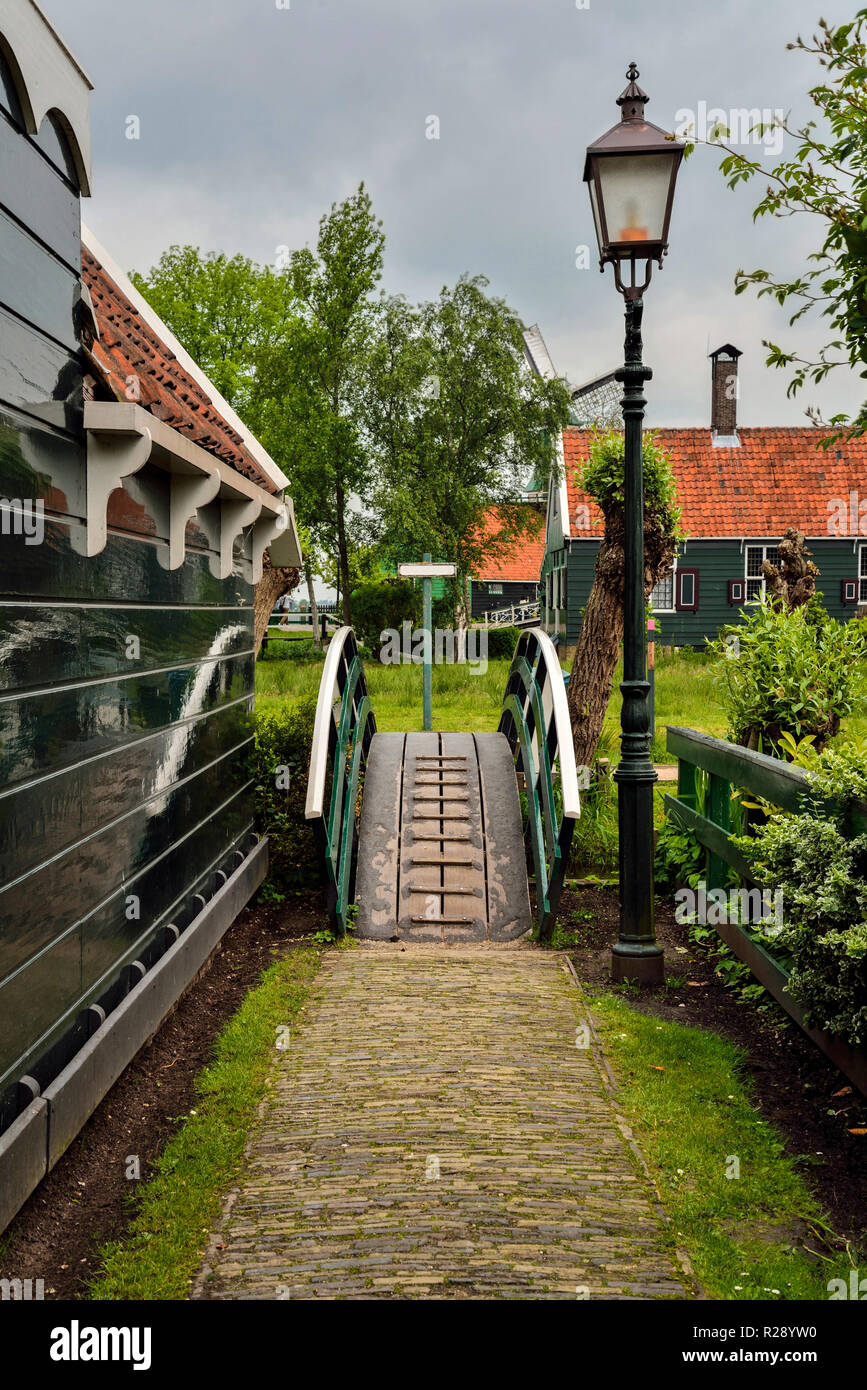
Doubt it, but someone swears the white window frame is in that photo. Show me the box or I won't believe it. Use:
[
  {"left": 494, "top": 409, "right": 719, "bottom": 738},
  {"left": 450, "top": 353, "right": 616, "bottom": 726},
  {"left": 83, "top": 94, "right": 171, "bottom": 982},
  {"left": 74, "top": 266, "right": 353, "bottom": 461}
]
[
  {"left": 859, "top": 543, "right": 867, "bottom": 603},
  {"left": 745, "top": 543, "right": 780, "bottom": 604},
  {"left": 649, "top": 559, "right": 677, "bottom": 613}
]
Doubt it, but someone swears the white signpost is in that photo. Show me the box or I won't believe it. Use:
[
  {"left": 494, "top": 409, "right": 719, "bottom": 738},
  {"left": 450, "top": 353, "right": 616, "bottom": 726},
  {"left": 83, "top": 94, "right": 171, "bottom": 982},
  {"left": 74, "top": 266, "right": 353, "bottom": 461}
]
[{"left": 398, "top": 555, "right": 457, "bottom": 730}]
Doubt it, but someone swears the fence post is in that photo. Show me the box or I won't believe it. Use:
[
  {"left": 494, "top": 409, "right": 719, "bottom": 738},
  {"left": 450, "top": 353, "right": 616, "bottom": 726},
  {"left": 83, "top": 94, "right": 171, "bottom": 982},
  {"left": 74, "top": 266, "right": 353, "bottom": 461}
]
[
  {"left": 707, "top": 771, "right": 730, "bottom": 892},
  {"left": 677, "top": 756, "right": 696, "bottom": 811}
]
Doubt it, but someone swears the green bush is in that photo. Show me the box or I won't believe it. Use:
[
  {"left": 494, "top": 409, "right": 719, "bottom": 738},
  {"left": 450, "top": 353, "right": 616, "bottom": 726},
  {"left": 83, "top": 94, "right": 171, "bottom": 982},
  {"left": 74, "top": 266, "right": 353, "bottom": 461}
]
[
  {"left": 350, "top": 579, "right": 421, "bottom": 652},
  {"left": 478, "top": 625, "right": 521, "bottom": 662},
  {"left": 655, "top": 814, "right": 704, "bottom": 896},
  {"left": 253, "top": 696, "right": 319, "bottom": 893},
  {"left": 707, "top": 597, "right": 867, "bottom": 753},
  {"left": 733, "top": 743, "right": 867, "bottom": 1044},
  {"left": 258, "top": 636, "right": 325, "bottom": 663}
]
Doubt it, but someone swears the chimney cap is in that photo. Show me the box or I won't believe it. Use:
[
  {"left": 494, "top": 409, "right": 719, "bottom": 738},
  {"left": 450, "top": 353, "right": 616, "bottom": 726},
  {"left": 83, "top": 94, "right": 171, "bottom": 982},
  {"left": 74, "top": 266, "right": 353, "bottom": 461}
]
[{"left": 709, "top": 343, "right": 742, "bottom": 361}]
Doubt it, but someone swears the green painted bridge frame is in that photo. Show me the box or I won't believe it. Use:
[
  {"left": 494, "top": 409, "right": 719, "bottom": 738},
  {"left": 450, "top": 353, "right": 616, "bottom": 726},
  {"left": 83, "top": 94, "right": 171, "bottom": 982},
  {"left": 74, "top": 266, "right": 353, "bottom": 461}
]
[
  {"left": 306, "top": 625, "right": 581, "bottom": 941},
  {"left": 304, "top": 628, "right": 376, "bottom": 933}
]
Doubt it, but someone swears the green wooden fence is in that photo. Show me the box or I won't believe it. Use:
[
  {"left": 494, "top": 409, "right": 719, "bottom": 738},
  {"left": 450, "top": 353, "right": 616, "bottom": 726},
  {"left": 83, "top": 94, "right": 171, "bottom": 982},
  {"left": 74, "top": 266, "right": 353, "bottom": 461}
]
[{"left": 665, "top": 725, "right": 867, "bottom": 1094}]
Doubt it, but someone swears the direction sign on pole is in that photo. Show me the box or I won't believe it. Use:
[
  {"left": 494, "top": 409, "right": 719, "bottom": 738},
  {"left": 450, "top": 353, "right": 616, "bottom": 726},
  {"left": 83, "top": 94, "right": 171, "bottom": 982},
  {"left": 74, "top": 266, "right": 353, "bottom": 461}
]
[
  {"left": 399, "top": 557, "right": 456, "bottom": 730},
  {"left": 397, "top": 562, "right": 457, "bottom": 579}
]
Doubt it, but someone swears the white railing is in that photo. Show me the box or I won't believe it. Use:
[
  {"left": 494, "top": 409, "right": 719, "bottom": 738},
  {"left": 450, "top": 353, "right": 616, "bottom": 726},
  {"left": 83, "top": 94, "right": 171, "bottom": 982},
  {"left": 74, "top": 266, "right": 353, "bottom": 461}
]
[{"left": 482, "top": 601, "right": 540, "bottom": 627}]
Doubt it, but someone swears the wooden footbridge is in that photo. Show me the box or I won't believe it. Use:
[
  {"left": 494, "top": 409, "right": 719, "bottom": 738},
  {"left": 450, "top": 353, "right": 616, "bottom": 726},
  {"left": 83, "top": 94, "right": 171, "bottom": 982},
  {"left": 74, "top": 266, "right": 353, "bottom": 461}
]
[{"left": 305, "top": 628, "right": 581, "bottom": 942}]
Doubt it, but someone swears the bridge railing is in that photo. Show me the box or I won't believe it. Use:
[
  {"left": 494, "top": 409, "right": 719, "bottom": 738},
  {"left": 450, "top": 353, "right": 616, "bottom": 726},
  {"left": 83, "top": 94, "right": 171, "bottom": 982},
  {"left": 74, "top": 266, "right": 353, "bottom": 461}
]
[
  {"left": 305, "top": 627, "right": 376, "bottom": 934},
  {"left": 482, "top": 601, "right": 539, "bottom": 627},
  {"left": 498, "top": 628, "right": 580, "bottom": 940}
]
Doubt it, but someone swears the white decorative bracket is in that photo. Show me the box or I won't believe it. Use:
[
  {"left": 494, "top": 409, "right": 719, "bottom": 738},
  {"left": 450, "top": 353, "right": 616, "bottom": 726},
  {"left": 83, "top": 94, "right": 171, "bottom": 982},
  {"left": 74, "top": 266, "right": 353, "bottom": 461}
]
[
  {"left": 251, "top": 502, "right": 295, "bottom": 583},
  {"left": 204, "top": 497, "right": 263, "bottom": 580},
  {"left": 76, "top": 426, "right": 153, "bottom": 557},
  {"left": 158, "top": 468, "right": 222, "bottom": 571}
]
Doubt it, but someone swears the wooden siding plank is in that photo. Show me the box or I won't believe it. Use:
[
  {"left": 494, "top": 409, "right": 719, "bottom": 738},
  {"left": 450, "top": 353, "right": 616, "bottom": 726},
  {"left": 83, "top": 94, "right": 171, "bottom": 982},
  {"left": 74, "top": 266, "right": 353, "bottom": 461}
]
[
  {"left": 0, "top": 512, "right": 253, "bottom": 604},
  {"left": 0, "top": 603, "right": 253, "bottom": 692},
  {"left": 0, "top": 651, "right": 254, "bottom": 789},
  {"left": 0, "top": 698, "right": 253, "bottom": 882},
  {"left": 0, "top": 808, "right": 254, "bottom": 1091},
  {"left": 0, "top": 745, "right": 253, "bottom": 982},
  {"left": 0, "top": 305, "right": 81, "bottom": 435},
  {"left": 0, "top": 206, "right": 78, "bottom": 350},
  {"left": 0, "top": 110, "right": 80, "bottom": 272}
]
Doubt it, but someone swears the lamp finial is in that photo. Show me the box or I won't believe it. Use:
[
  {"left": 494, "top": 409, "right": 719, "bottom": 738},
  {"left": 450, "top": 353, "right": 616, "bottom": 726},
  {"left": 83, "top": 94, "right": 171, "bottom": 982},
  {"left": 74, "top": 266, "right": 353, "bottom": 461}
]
[{"left": 617, "top": 62, "right": 649, "bottom": 120}]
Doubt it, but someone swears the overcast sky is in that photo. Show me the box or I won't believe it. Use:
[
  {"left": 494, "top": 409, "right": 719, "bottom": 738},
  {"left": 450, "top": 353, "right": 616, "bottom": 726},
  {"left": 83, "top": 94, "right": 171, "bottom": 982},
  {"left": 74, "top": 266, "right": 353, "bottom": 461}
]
[{"left": 44, "top": 0, "right": 862, "bottom": 430}]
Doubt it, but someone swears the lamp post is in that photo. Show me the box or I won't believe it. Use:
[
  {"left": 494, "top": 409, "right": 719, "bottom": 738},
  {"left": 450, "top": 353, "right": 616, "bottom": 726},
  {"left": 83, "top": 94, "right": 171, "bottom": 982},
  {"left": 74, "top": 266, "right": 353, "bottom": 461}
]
[{"left": 583, "top": 64, "right": 684, "bottom": 985}]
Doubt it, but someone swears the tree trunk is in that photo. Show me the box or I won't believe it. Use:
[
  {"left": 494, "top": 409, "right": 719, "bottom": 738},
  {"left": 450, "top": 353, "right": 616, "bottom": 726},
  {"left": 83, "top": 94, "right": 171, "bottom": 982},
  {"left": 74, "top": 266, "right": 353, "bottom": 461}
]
[
  {"left": 566, "top": 507, "right": 676, "bottom": 771},
  {"left": 454, "top": 573, "right": 469, "bottom": 662},
  {"left": 335, "top": 483, "right": 352, "bottom": 625},
  {"left": 305, "top": 561, "right": 322, "bottom": 650},
  {"left": 566, "top": 539, "right": 625, "bottom": 771},
  {"left": 253, "top": 555, "right": 300, "bottom": 656}
]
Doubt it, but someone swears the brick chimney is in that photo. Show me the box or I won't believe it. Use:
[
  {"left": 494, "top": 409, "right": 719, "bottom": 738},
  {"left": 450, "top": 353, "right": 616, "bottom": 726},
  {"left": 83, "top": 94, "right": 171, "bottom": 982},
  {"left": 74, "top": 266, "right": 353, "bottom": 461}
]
[{"left": 709, "top": 344, "right": 742, "bottom": 442}]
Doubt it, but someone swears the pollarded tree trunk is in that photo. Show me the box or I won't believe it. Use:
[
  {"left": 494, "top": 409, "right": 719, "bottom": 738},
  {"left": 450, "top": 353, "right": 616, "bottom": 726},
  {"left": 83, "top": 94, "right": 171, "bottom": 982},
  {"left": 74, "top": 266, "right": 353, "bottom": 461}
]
[
  {"left": 566, "top": 508, "right": 676, "bottom": 771},
  {"left": 253, "top": 554, "right": 301, "bottom": 656}
]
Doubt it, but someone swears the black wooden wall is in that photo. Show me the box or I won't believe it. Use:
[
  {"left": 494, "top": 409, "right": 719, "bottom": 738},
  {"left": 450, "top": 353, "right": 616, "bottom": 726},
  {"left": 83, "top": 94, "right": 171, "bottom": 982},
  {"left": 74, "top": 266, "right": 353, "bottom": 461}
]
[{"left": 0, "top": 56, "right": 256, "bottom": 1134}]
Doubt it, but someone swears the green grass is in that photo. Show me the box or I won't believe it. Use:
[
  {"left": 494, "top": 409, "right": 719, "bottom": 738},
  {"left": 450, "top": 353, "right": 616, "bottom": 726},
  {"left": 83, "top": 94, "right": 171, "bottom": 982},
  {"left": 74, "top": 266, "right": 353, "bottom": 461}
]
[
  {"left": 587, "top": 991, "right": 855, "bottom": 1300},
  {"left": 256, "top": 651, "right": 513, "bottom": 733},
  {"left": 88, "top": 947, "right": 321, "bottom": 1301}
]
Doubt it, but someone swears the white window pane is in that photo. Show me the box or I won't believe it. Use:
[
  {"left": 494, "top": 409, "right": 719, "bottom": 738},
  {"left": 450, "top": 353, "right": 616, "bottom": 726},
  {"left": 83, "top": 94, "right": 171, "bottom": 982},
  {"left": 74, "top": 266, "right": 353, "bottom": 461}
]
[{"left": 746, "top": 547, "right": 764, "bottom": 577}]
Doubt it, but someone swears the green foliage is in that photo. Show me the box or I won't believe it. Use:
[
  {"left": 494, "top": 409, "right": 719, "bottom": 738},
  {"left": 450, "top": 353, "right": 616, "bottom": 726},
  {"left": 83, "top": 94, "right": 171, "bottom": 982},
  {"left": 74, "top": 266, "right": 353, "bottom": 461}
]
[
  {"left": 480, "top": 625, "right": 522, "bottom": 662},
  {"left": 258, "top": 636, "right": 326, "bottom": 664},
  {"left": 253, "top": 697, "right": 319, "bottom": 891},
  {"left": 713, "top": 11, "right": 867, "bottom": 437},
  {"left": 569, "top": 771, "right": 619, "bottom": 876},
  {"left": 655, "top": 814, "right": 704, "bottom": 896},
  {"left": 708, "top": 596, "right": 867, "bottom": 752},
  {"left": 130, "top": 246, "right": 292, "bottom": 414},
  {"left": 369, "top": 275, "right": 571, "bottom": 612},
  {"left": 350, "top": 579, "right": 421, "bottom": 651},
  {"left": 733, "top": 742, "right": 867, "bottom": 1043},
  {"left": 580, "top": 428, "right": 682, "bottom": 538}
]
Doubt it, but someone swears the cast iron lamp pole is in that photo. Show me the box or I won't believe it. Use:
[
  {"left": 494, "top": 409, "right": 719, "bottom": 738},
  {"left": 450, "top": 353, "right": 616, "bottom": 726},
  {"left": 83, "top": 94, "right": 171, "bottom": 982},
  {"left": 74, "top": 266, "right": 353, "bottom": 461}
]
[{"left": 583, "top": 64, "right": 684, "bottom": 985}]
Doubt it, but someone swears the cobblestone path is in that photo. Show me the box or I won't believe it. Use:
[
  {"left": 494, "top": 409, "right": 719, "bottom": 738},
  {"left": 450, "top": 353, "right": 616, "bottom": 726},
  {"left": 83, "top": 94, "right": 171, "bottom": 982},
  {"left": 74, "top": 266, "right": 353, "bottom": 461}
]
[{"left": 196, "top": 946, "right": 693, "bottom": 1300}]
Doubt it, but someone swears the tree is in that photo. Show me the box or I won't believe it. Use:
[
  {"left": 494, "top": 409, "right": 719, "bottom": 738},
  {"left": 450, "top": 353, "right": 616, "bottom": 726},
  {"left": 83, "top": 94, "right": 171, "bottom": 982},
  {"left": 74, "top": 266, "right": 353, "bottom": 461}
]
[
  {"left": 566, "top": 431, "right": 681, "bottom": 769},
  {"left": 130, "top": 247, "right": 294, "bottom": 413},
  {"left": 253, "top": 554, "right": 301, "bottom": 654},
  {"left": 762, "top": 527, "right": 819, "bottom": 609},
  {"left": 368, "top": 275, "right": 571, "bottom": 633},
  {"left": 131, "top": 247, "right": 301, "bottom": 641},
  {"left": 252, "top": 184, "right": 386, "bottom": 625},
  {"left": 706, "top": 10, "right": 867, "bottom": 439}
]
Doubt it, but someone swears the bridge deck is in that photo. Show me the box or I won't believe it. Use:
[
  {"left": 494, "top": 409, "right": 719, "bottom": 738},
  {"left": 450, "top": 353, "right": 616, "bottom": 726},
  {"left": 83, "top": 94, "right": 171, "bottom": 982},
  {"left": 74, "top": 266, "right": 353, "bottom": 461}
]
[{"left": 356, "top": 732, "right": 531, "bottom": 943}]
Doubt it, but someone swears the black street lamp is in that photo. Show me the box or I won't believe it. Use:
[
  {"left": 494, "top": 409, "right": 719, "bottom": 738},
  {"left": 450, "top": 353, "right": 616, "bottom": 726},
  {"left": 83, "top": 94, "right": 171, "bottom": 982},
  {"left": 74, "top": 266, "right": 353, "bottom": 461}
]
[{"left": 583, "top": 64, "right": 684, "bottom": 984}]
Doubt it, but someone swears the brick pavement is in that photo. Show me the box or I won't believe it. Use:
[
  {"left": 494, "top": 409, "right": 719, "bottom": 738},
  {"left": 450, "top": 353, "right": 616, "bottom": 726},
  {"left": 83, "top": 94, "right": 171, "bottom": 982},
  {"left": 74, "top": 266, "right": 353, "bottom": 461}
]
[{"left": 195, "top": 945, "right": 693, "bottom": 1301}]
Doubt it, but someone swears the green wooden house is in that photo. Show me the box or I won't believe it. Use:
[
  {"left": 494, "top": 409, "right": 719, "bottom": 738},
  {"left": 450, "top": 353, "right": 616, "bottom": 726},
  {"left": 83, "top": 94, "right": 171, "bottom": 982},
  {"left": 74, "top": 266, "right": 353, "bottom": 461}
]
[
  {"left": 0, "top": 0, "right": 300, "bottom": 1230},
  {"left": 542, "top": 347, "right": 867, "bottom": 656}
]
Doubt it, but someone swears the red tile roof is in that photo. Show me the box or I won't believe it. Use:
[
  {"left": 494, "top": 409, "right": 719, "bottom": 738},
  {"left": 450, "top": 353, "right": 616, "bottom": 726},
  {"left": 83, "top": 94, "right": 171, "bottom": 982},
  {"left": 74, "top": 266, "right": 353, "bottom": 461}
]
[
  {"left": 563, "top": 427, "right": 867, "bottom": 539},
  {"left": 82, "top": 246, "right": 276, "bottom": 492},
  {"left": 474, "top": 508, "right": 546, "bottom": 580}
]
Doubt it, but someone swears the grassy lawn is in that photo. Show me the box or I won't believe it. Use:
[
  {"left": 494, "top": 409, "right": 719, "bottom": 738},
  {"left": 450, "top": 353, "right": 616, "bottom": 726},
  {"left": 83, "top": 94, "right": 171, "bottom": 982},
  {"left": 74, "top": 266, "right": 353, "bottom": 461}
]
[
  {"left": 257, "top": 648, "right": 513, "bottom": 733},
  {"left": 588, "top": 992, "right": 853, "bottom": 1300},
  {"left": 257, "top": 639, "right": 866, "bottom": 753},
  {"left": 89, "top": 947, "right": 321, "bottom": 1301}
]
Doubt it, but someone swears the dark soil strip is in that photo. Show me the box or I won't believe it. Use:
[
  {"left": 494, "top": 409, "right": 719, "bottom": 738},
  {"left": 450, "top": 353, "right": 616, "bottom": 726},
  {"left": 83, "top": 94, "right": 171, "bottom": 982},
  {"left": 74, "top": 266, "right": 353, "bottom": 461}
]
[
  {"left": 563, "top": 886, "right": 867, "bottom": 1250},
  {"left": 0, "top": 891, "right": 327, "bottom": 1300}
]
